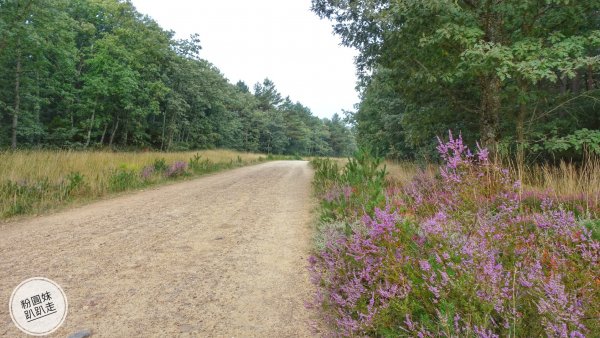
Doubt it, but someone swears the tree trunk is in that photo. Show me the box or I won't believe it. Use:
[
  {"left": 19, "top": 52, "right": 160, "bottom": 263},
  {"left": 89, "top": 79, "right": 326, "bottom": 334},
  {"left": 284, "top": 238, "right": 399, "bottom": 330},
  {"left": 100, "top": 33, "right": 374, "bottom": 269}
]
[
  {"left": 85, "top": 109, "right": 95, "bottom": 148},
  {"left": 479, "top": 2, "right": 502, "bottom": 154},
  {"left": 167, "top": 115, "right": 175, "bottom": 151},
  {"left": 516, "top": 102, "right": 526, "bottom": 172},
  {"left": 480, "top": 75, "right": 501, "bottom": 152},
  {"left": 160, "top": 110, "right": 167, "bottom": 151},
  {"left": 571, "top": 71, "right": 581, "bottom": 94},
  {"left": 100, "top": 123, "right": 108, "bottom": 145},
  {"left": 12, "top": 46, "right": 22, "bottom": 150},
  {"left": 35, "top": 71, "right": 41, "bottom": 145},
  {"left": 121, "top": 119, "right": 128, "bottom": 146},
  {"left": 108, "top": 118, "right": 119, "bottom": 148},
  {"left": 515, "top": 81, "right": 529, "bottom": 171},
  {"left": 586, "top": 65, "right": 594, "bottom": 91}
]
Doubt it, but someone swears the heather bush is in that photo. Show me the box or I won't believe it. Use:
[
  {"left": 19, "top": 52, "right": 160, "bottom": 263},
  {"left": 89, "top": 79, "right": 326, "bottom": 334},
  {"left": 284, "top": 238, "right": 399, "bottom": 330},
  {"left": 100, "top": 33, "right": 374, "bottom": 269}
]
[
  {"left": 313, "top": 220, "right": 367, "bottom": 251},
  {"left": 309, "top": 132, "right": 599, "bottom": 337},
  {"left": 165, "top": 161, "right": 188, "bottom": 177},
  {"left": 140, "top": 165, "right": 155, "bottom": 180}
]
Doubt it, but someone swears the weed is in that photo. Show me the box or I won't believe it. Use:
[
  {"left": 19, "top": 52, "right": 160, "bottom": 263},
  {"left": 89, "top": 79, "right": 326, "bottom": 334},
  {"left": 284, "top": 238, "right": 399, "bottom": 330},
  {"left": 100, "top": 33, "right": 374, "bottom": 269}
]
[
  {"left": 109, "top": 168, "right": 140, "bottom": 192},
  {"left": 61, "top": 171, "right": 86, "bottom": 199}
]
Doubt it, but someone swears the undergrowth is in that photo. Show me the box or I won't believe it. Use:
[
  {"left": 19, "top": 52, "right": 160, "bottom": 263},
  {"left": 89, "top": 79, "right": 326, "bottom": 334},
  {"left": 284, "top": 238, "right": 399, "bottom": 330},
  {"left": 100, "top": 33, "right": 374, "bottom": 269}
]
[
  {"left": 0, "top": 151, "right": 302, "bottom": 219},
  {"left": 309, "top": 132, "right": 599, "bottom": 337}
]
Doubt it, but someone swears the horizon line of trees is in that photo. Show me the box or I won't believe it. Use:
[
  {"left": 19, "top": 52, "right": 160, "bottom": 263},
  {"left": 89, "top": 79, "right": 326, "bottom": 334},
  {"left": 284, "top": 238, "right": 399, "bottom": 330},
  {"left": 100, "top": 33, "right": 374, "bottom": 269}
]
[{"left": 0, "top": 0, "right": 356, "bottom": 156}]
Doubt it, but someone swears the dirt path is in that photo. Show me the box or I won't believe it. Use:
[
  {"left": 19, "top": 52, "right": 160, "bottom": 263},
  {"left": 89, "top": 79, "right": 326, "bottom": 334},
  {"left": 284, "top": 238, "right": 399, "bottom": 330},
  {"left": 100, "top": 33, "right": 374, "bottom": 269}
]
[{"left": 0, "top": 161, "right": 316, "bottom": 337}]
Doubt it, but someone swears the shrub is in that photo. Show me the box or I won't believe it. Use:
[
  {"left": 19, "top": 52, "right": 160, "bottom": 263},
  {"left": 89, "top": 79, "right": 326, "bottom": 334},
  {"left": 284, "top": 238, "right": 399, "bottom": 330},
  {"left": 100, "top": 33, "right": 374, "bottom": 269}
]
[
  {"left": 153, "top": 158, "right": 168, "bottom": 173},
  {"left": 109, "top": 167, "right": 140, "bottom": 192},
  {"left": 311, "top": 148, "right": 387, "bottom": 221},
  {"left": 309, "top": 132, "right": 599, "bottom": 337},
  {"left": 140, "top": 165, "right": 155, "bottom": 180},
  {"left": 165, "top": 161, "right": 188, "bottom": 177},
  {"left": 60, "top": 171, "right": 86, "bottom": 199},
  {"left": 189, "top": 154, "right": 220, "bottom": 174}
]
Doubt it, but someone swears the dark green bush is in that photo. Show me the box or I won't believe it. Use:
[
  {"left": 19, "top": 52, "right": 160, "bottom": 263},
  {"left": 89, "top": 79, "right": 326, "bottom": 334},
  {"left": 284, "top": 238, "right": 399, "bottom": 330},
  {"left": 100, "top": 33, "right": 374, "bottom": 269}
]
[{"left": 109, "top": 168, "right": 140, "bottom": 192}]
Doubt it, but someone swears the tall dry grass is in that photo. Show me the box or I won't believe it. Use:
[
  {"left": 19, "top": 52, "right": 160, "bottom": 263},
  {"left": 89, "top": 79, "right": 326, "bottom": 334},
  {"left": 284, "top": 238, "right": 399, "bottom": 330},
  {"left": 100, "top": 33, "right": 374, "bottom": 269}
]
[
  {"left": 0, "top": 149, "right": 261, "bottom": 186},
  {"left": 518, "top": 159, "right": 600, "bottom": 212},
  {"left": 0, "top": 149, "right": 266, "bottom": 218},
  {"left": 385, "top": 160, "right": 436, "bottom": 186},
  {"left": 518, "top": 160, "right": 599, "bottom": 195},
  {"left": 386, "top": 157, "right": 600, "bottom": 214}
]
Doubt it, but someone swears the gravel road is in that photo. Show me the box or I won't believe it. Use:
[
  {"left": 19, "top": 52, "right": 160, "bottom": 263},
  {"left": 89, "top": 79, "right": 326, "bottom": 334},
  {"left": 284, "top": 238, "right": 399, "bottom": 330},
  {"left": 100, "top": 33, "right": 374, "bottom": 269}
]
[{"left": 0, "top": 161, "right": 316, "bottom": 337}]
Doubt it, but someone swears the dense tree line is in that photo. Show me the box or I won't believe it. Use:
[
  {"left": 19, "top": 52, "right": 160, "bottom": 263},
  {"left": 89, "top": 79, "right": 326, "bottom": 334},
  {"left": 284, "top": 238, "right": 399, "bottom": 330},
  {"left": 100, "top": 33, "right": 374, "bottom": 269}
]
[
  {"left": 0, "top": 0, "right": 355, "bottom": 156},
  {"left": 313, "top": 0, "right": 600, "bottom": 162}
]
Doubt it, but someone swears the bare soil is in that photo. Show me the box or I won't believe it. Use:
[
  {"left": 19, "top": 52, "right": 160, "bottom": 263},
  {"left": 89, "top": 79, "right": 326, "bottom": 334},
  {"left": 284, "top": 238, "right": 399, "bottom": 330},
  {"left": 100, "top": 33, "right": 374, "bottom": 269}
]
[{"left": 0, "top": 161, "right": 316, "bottom": 337}]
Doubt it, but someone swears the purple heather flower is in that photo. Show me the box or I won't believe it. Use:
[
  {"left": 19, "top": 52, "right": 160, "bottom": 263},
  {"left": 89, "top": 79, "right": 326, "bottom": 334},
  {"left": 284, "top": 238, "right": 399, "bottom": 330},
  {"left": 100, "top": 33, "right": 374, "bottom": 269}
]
[
  {"left": 421, "top": 211, "right": 447, "bottom": 236},
  {"left": 342, "top": 185, "right": 353, "bottom": 200},
  {"left": 476, "top": 142, "right": 489, "bottom": 163},
  {"left": 419, "top": 260, "right": 431, "bottom": 272},
  {"left": 165, "top": 161, "right": 187, "bottom": 177},
  {"left": 140, "top": 165, "right": 155, "bottom": 179},
  {"left": 473, "top": 326, "right": 499, "bottom": 338}
]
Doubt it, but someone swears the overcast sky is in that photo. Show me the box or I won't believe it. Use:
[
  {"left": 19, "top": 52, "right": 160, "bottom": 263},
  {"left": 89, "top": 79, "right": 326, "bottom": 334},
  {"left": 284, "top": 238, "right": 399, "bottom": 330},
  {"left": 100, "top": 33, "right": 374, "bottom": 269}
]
[{"left": 129, "top": 0, "right": 359, "bottom": 119}]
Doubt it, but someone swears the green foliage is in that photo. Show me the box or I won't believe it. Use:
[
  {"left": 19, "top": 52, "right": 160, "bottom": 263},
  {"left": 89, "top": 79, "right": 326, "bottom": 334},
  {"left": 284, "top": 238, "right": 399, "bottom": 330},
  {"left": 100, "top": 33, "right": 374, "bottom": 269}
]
[
  {"left": 153, "top": 158, "right": 168, "bottom": 173},
  {"left": 311, "top": 148, "right": 387, "bottom": 221},
  {"left": 0, "top": 179, "right": 51, "bottom": 217},
  {"left": 108, "top": 167, "right": 140, "bottom": 192},
  {"left": 580, "top": 218, "right": 600, "bottom": 242},
  {"left": 542, "top": 129, "right": 600, "bottom": 157},
  {"left": 62, "top": 171, "right": 85, "bottom": 197},
  {"left": 313, "top": 0, "right": 600, "bottom": 161},
  {"left": 343, "top": 148, "right": 387, "bottom": 190},
  {"left": 0, "top": 0, "right": 353, "bottom": 156},
  {"left": 0, "top": 171, "right": 86, "bottom": 217},
  {"left": 188, "top": 154, "right": 216, "bottom": 174},
  {"left": 311, "top": 157, "right": 340, "bottom": 193}
]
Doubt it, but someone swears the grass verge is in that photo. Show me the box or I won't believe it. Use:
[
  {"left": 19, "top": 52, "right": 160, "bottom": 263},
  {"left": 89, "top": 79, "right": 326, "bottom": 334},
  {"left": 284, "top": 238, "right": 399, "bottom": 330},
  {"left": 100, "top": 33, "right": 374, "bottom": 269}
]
[{"left": 0, "top": 149, "right": 298, "bottom": 220}]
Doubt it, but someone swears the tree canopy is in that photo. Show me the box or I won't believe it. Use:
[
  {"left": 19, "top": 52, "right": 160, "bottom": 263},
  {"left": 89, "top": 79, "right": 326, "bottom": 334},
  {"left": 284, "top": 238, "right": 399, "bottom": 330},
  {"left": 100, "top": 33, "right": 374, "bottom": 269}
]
[
  {"left": 313, "top": 0, "right": 600, "bottom": 162},
  {"left": 0, "top": 0, "right": 355, "bottom": 156}
]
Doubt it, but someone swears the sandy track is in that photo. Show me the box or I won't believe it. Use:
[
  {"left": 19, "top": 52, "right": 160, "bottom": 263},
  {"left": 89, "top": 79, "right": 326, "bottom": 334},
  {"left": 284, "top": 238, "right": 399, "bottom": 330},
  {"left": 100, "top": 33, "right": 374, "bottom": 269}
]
[{"left": 0, "top": 161, "right": 316, "bottom": 337}]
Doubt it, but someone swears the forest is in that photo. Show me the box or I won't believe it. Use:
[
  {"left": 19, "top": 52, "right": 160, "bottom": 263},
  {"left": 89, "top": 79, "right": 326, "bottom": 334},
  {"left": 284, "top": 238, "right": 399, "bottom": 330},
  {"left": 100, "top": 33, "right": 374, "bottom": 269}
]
[
  {"left": 313, "top": 0, "right": 600, "bottom": 163},
  {"left": 0, "top": 0, "right": 355, "bottom": 156}
]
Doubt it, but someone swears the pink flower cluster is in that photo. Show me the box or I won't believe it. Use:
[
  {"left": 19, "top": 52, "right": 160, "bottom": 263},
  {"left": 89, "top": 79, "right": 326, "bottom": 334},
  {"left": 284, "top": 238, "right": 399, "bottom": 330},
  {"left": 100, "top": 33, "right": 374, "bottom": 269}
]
[{"left": 309, "top": 132, "right": 599, "bottom": 337}]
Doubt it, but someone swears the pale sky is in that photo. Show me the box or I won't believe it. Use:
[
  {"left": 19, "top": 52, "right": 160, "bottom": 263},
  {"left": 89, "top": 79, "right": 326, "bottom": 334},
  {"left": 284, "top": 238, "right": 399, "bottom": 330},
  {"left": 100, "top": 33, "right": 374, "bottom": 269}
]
[{"left": 130, "top": 0, "right": 359, "bottom": 119}]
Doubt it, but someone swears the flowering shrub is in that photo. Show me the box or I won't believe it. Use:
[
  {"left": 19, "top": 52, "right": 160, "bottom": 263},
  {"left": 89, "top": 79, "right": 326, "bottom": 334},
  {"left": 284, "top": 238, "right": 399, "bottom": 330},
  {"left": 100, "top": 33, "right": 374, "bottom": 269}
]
[
  {"left": 309, "top": 132, "right": 599, "bottom": 337},
  {"left": 140, "top": 165, "right": 155, "bottom": 180},
  {"left": 165, "top": 161, "right": 188, "bottom": 177}
]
